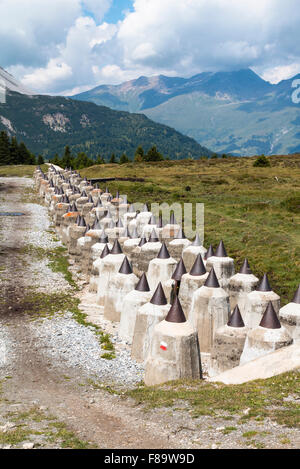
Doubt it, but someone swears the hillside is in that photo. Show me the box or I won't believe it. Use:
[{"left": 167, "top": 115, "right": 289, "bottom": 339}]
[
  {"left": 72, "top": 69, "right": 300, "bottom": 156},
  {"left": 0, "top": 89, "right": 212, "bottom": 160}
]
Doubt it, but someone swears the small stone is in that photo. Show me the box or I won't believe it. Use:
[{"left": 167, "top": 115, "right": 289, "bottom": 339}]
[
  {"left": 22, "top": 442, "right": 35, "bottom": 450},
  {"left": 0, "top": 422, "right": 15, "bottom": 433},
  {"left": 211, "top": 444, "right": 218, "bottom": 449},
  {"left": 243, "top": 408, "right": 251, "bottom": 415},
  {"left": 216, "top": 426, "right": 225, "bottom": 431}
]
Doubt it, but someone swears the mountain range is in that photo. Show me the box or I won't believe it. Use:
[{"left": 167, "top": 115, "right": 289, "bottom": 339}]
[
  {"left": 0, "top": 69, "right": 212, "bottom": 160},
  {"left": 72, "top": 69, "right": 300, "bottom": 156}
]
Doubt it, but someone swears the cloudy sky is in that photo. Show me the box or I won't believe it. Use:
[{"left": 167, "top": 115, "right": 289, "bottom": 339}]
[{"left": 1, "top": 0, "right": 300, "bottom": 95}]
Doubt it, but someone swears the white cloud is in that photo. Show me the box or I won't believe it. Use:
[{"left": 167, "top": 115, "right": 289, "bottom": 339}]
[{"left": 2, "top": 0, "right": 300, "bottom": 93}]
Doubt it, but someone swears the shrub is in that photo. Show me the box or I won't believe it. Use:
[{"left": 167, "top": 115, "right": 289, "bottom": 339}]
[{"left": 253, "top": 155, "right": 271, "bottom": 167}]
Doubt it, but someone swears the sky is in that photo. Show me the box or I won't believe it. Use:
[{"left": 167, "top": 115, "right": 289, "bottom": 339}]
[{"left": 1, "top": 0, "right": 300, "bottom": 95}]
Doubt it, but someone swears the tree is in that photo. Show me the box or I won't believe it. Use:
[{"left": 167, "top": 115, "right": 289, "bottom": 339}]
[
  {"left": 0, "top": 130, "right": 11, "bottom": 165},
  {"left": 61, "top": 145, "right": 73, "bottom": 168},
  {"left": 134, "top": 145, "right": 145, "bottom": 162},
  {"left": 95, "top": 154, "right": 105, "bottom": 165},
  {"left": 109, "top": 153, "right": 118, "bottom": 164},
  {"left": 51, "top": 154, "right": 61, "bottom": 166},
  {"left": 120, "top": 153, "right": 129, "bottom": 164},
  {"left": 145, "top": 145, "right": 164, "bottom": 162},
  {"left": 10, "top": 137, "right": 21, "bottom": 164},
  {"left": 19, "top": 142, "right": 35, "bottom": 164},
  {"left": 37, "top": 155, "right": 44, "bottom": 165}
]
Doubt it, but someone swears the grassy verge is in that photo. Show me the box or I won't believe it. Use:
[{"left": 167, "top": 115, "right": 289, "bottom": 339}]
[
  {"left": 22, "top": 244, "right": 77, "bottom": 289},
  {"left": 0, "top": 164, "right": 48, "bottom": 177},
  {"left": 125, "top": 371, "right": 300, "bottom": 428}
]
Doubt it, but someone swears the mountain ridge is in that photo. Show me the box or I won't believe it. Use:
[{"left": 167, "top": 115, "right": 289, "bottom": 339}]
[{"left": 71, "top": 68, "right": 300, "bottom": 155}]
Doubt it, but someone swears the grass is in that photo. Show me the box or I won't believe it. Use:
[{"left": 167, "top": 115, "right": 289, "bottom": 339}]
[
  {"left": 1, "top": 407, "right": 95, "bottom": 449},
  {"left": 0, "top": 164, "right": 48, "bottom": 177},
  {"left": 125, "top": 371, "right": 300, "bottom": 428},
  {"left": 80, "top": 155, "right": 300, "bottom": 305},
  {"left": 21, "top": 244, "right": 77, "bottom": 289}
]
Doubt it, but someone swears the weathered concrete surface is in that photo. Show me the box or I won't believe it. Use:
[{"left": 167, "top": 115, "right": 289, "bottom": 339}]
[
  {"left": 119, "top": 290, "right": 153, "bottom": 343},
  {"left": 188, "top": 286, "right": 230, "bottom": 353},
  {"left": 182, "top": 245, "right": 207, "bottom": 272},
  {"left": 279, "top": 303, "right": 300, "bottom": 343},
  {"left": 209, "top": 344, "right": 300, "bottom": 384},
  {"left": 96, "top": 253, "right": 125, "bottom": 306},
  {"left": 131, "top": 302, "right": 171, "bottom": 363},
  {"left": 179, "top": 272, "right": 209, "bottom": 318},
  {"left": 144, "top": 320, "right": 201, "bottom": 386},
  {"left": 240, "top": 326, "right": 293, "bottom": 365},
  {"left": 243, "top": 291, "right": 281, "bottom": 329},
  {"left": 209, "top": 324, "right": 249, "bottom": 377},
  {"left": 228, "top": 272, "right": 259, "bottom": 312},
  {"left": 147, "top": 257, "right": 177, "bottom": 291},
  {"left": 205, "top": 256, "right": 235, "bottom": 290},
  {"left": 103, "top": 272, "right": 139, "bottom": 322}
]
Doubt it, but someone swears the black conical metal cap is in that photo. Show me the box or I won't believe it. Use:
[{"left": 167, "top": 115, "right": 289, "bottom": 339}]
[
  {"left": 108, "top": 219, "right": 115, "bottom": 229},
  {"left": 192, "top": 233, "right": 201, "bottom": 246},
  {"left": 204, "top": 267, "right": 220, "bottom": 288},
  {"left": 88, "top": 195, "right": 93, "bottom": 203},
  {"left": 157, "top": 242, "right": 170, "bottom": 259},
  {"left": 175, "top": 227, "right": 186, "bottom": 239},
  {"left": 190, "top": 254, "right": 206, "bottom": 276},
  {"left": 76, "top": 214, "right": 81, "bottom": 224},
  {"left": 170, "top": 212, "right": 176, "bottom": 225},
  {"left": 239, "top": 258, "right": 252, "bottom": 275},
  {"left": 165, "top": 296, "right": 186, "bottom": 323},
  {"left": 172, "top": 258, "right": 187, "bottom": 281},
  {"left": 292, "top": 285, "right": 300, "bottom": 304},
  {"left": 93, "top": 218, "right": 102, "bottom": 230},
  {"left": 204, "top": 245, "right": 214, "bottom": 260},
  {"left": 143, "top": 203, "right": 149, "bottom": 212},
  {"left": 81, "top": 190, "right": 87, "bottom": 198},
  {"left": 116, "top": 218, "right": 123, "bottom": 228},
  {"left": 122, "top": 226, "right": 130, "bottom": 238},
  {"left": 149, "top": 215, "right": 156, "bottom": 225},
  {"left": 96, "top": 198, "right": 102, "bottom": 207},
  {"left": 150, "top": 282, "right": 167, "bottom": 306},
  {"left": 65, "top": 195, "right": 69, "bottom": 204},
  {"left": 119, "top": 256, "right": 133, "bottom": 275},
  {"left": 84, "top": 224, "right": 90, "bottom": 234},
  {"left": 227, "top": 305, "right": 245, "bottom": 328},
  {"left": 256, "top": 274, "right": 272, "bottom": 292},
  {"left": 215, "top": 240, "right": 228, "bottom": 258},
  {"left": 259, "top": 301, "right": 281, "bottom": 329},
  {"left": 157, "top": 214, "right": 163, "bottom": 228},
  {"left": 95, "top": 183, "right": 99, "bottom": 189},
  {"left": 148, "top": 228, "right": 159, "bottom": 243},
  {"left": 100, "top": 244, "right": 110, "bottom": 258},
  {"left": 110, "top": 239, "right": 123, "bottom": 254},
  {"left": 78, "top": 216, "right": 86, "bottom": 227},
  {"left": 135, "top": 273, "right": 150, "bottom": 292},
  {"left": 71, "top": 202, "right": 77, "bottom": 212},
  {"left": 99, "top": 230, "right": 108, "bottom": 243},
  {"left": 138, "top": 236, "right": 148, "bottom": 247},
  {"left": 105, "top": 187, "right": 109, "bottom": 193}
]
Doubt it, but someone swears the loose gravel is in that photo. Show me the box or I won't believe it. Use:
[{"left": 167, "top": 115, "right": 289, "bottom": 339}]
[{"left": 29, "top": 313, "right": 144, "bottom": 387}]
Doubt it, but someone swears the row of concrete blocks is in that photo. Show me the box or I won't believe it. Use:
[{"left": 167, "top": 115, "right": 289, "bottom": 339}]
[{"left": 34, "top": 166, "right": 300, "bottom": 385}]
